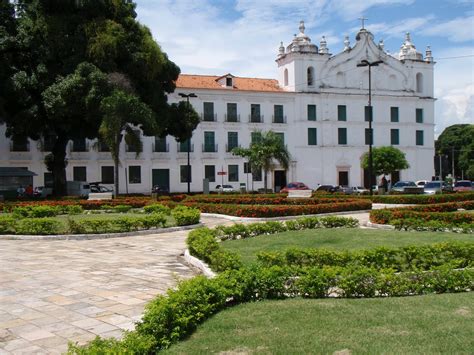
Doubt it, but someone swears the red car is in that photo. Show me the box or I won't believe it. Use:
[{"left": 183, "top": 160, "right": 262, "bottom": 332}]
[
  {"left": 453, "top": 180, "right": 473, "bottom": 192},
  {"left": 280, "top": 182, "right": 310, "bottom": 193}
]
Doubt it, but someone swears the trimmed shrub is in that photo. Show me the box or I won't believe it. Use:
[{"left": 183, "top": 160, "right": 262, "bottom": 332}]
[
  {"left": 171, "top": 206, "right": 200, "bottom": 226},
  {"left": 15, "top": 218, "right": 62, "bottom": 235},
  {"left": 0, "top": 216, "right": 16, "bottom": 234},
  {"left": 144, "top": 204, "right": 171, "bottom": 215},
  {"left": 64, "top": 205, "right": 83, "bottom": 215},
  {"left": 66, "top": 214, "right": 168, "bottom": 234},
  {"left": 113, "top": 204, "right": 133, "bottom": 213}
]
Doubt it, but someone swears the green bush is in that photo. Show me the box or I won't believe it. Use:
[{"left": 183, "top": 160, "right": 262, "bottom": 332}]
[
  {"left": 0, "top": 216, "right": 16, "bottom": 234},
  {"left": 66, "top": 214, "right": 167, "bottom": 234},
  {"left": 144, "top": 204, "right": 171, "bottom": 215},
  {"left": 392, "top": 218, "right": 474, "bottom": 233},
  {"left": 64, "top": 205, "right": 83, "bottom": 215},
  {"left": 171, "top": 206, "right": 200, "bottom": 226},
  {"left": 12, "top": 205, "right": 61, "bottom": 218},
  {"left": 113, "top": 204, "right": 133, "bottom": 213},
  {"left": 15, "top": 218, "right": 62, "bottom": 235}
]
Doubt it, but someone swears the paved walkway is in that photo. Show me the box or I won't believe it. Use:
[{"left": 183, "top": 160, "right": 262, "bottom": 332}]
[{"left": 0, "top": 213, "right": 371, "bottom": 354}]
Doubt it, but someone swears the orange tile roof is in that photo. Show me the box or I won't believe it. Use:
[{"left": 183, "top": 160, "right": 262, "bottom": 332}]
[{"left": 176, "top": 74, "right": 284, "bottom": 92}]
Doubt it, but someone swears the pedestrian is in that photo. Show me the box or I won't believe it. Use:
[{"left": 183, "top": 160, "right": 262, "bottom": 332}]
[
  {"left": 17, "top": 185, "right": 25, "bottom": 197},
  {"left": 25, "top": 184, "right": 33, "bottom": 197}
]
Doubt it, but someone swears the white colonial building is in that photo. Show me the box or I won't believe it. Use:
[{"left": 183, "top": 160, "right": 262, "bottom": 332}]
[{"left": 0, "top": 23, "right": 435, "bottom": 193}]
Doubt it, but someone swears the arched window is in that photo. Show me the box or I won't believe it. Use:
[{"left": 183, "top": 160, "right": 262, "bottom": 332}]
[
  {"left": 336, "top": 71, "right": 345, "bottom": 86},
  {"left": 416, "top": 72, "right": 423, "bottom": 93},
  {"left": 284, "top": 69, "right": 288, "bottom": 86},
  {"left": 307, "top": 66, "right": 314, "bottom": 86}
]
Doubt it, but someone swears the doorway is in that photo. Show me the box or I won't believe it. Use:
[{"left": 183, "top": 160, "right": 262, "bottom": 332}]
[
  {"left": 274, "top": 170, "right": 287, "bottom": 192},
  {"left": 338, "top": 171, "right": 349, "bottom": 187},
  {"left": 152, "top": 169, "right": 170, "bottom": 191}
]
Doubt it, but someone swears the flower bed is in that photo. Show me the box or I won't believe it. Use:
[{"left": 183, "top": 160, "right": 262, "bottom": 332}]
[{"left": 182, "top": 195, "right": 353, "bottom": 205}]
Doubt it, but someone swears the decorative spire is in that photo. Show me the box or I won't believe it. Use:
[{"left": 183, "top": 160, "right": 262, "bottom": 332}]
[
  {"left": 278, "top": 41, "right": 285, "bottom": 56},
  {"left": 299, "top": 20, "right": 305, "bottom": 34},
  {"left": 425, "top": 45, "right": 433, "bottom": 62},
  {"left": 399, "top": 32, "right": 422, "bottom": 60},
  {"left": 405, "top": 32, "right": 411, "bottom": 43},
  {"left": 343, "top": 36, "right": 351, "bottom": 51},
  {"left": 319, "top": 36, "right": 329, "bottom": 54},
  {"left": 378, "top": 39, "right": 384, "bottom": 51}
]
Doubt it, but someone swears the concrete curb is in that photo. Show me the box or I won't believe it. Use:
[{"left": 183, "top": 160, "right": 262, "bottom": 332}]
[
  {"left": 366, "top": 221, "right": 396, "bottom": 230},
  {"left": 0, "top": 223, "right": 203, "bottom": 241},
  {"left": 183, "top": 249, "right": 216, "bottom": 278},
  {"left": 202, "top": 210, "right": 371, "bottom": 222}
]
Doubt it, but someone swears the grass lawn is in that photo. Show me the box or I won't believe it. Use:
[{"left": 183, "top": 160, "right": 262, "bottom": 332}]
[
  {"left": 222, "top": 228, "right": 474, "bottom": 265},
  {"left": 163, "top": 292, "right": 474, "bottom": 354}
]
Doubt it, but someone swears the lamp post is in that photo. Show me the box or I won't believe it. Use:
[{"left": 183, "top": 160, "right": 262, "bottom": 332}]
[
  {"left": 357, "top": 59, "right": 383, "bottom": 195},
  {"left": 178, "top": 93, "right": 197, "bottom": 194}
]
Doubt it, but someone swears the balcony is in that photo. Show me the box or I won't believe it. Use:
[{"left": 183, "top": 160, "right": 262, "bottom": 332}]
[
  {"left": 202, "top": 143, "right": 218, "bottom": 153},
  {"left": 178, "top": 143, "right": 194, "bottom": 153},
  {"left": 201, "top": 112, "right": 217, "bottom": 122},
  {"left": 225, "top": 113, "right": 240, "bottom": 123},
  {"left": 249, "top": 114, "right": 264, "bottom": 123},
  {"left": 152, "top": 142, "right": 169, "bottom": 153},
  {"left": 272, "top": 115, "right": 287, "bottom": 124},
  {"left": 10, "top": 141, "right": 30, "bottom": 152},
  {"left": 226, "top": 144, "right": 240, "bottom": 152}
]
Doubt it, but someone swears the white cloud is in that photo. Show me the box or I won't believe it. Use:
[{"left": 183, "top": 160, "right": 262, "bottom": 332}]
[
  {"left": 326, "top": 0, "right": 415, "bottom": 20},
  {"left": 423, "top": 16, "right": 474, "bottom": 42},
  {"left": 357, "top": 15, "right": 435, "bottom": 40}
]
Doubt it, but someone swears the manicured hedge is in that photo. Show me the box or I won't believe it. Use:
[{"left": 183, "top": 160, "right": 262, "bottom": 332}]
[
  {"left": 171, "top": 206, "right": 201, "bottom": 226},
  {"left": 183, "top": 195, "right": 354, "bottom": 205},
  {"left": 67, "top": 214, "right": 168, "bottom": 234}
]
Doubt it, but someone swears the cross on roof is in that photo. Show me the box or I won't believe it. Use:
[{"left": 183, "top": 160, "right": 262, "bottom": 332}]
[{"left": 359, "top": 16, "right": 368, "bottom": 29}]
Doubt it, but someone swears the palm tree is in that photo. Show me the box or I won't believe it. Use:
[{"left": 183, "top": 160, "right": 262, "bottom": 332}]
[
  {"left": 98, "top": 89, "right": 155, "bottom": 195},
  {"left": 232, "top": 130, "right": 291, "bottom": 192}
]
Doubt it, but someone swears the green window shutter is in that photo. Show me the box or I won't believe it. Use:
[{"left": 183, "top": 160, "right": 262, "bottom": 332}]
[
  {"left": 251, "top": 132, "right": 262, "bottom": 144},
  {"left": 203, "top": 102, "right": 214, "bottom": 121},
  {"left": 274, "top": 105, "right": 284, "bottom": 123},
  {"left": 364, "top": 106, "right": 373, "bottom": 122},
  {"left": 180, "top": 138, "right": 191, "bottom": 152},
  {"left": 204, "top": 165, "right": 215, "bottom": 182},
  {"left": 307, "top": 104, "right": 316, "bottom": 121},
  {"left": 180, "top": 165, "right": 191, "bottom": 183},
  {"left": 338, "top": 128, "right": 347, "bottom": 145},
  {"left": 204, "top": 131, "right": 215, "bottom": 152},
  {"left": 365, "top": 128, "right": 373, "bottom": 145},
  {"left": 416, "top": 130, "right": 424, "bottom": 146},
  {"left": 416, "top": 108, "right": 423, "bottom": 123},
  {"left": 227, "top": 103, "right": 237, "bottom": 122},
  {"left": 391, "top": 129, "right": 399, "bottom": 145},
  {"left": 338, "top": 105, "right": 346, "bottom": 121},
  {"left": 391, "top": 107, "right": 399, "bottom": 122},
  {"left": 227, "top": 132, "right": 238, "bottom": 151},
  {"left": 228, "top": 165, "right": 239, "bottom": 182},
  {"left": 308, "top": 128, "right": 317, "bottom": 145},
  {"left": 251, "top": 104, "right": 261, "bottom": 122},
  {"left": 275, "top": 132, "right": 285, "bottom": 145}
]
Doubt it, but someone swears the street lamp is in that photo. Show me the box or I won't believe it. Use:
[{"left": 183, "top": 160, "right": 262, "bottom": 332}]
[
  {"left": 357, "top": 59, "right": 383, "bottom": 195},
  {"left": 178, "top": 92, "right": 197, "bottom": 194}
]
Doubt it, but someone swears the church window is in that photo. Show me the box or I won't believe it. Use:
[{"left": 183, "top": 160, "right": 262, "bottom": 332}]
[
  {"left": 416, "top": 73, "right": 423, "bottom": 93},
  {"left": 307, "top": 66, "right": 314, "bottom": 86},
  {"left": 284, "top": 69, "right": 288, "bottom": 86}
]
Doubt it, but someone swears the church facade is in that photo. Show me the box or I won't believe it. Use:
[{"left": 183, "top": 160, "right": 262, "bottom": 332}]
[{"left": 0, "top": 23, "right": 435, "bottom": 193}]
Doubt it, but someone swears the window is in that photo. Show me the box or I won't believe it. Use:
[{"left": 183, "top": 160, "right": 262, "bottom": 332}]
[
  {"left": 73, "top": 166, "right": 87, "bottom": 182},
  {"left": 11, "top": 137, "right": 29, "bottom": 152},
  {"left": 72, "top": 138, "right": 87, "bottom": 152},
  {"left": 416, "top": 130, "right": 424, "bottom": 146},
  {"left": 391, "top": 107, "right": 399, "bottom": 122},
  {"left": 252, "top": 168, "right": 262, "bottom": 181},
  {"left": 416, "top": 108, "right": 423, "bottom": 123},
  {"left": 275, "top": 132, "right": 285, "bottom": 145},
  {"left": 101, "top": 166, "right": 114, "bottom": 184},
  {"left": 244, "top": 162, "right": 251, "bottom": 174},
  {"left": 337, "top": 105, "right": 346, "bottom": 121},
  {"left": 203, "top": 131, "right": 216, "bottom": 152},
  {"left": 307, "top": 66, "right": 314, "bottom": 86},
  {"left": 416, "top": 73, "right": 423, "bottom": 93},
  {"left": 228, "top": 165, "right": 239, "bottom": 182},
  {"left": 226, "top": 77, "right": 233, "bottom": 87},
  {"left": 273, "top": 105, "right": 284, "bottom": 123},
  {"left": 365, "top": 128, "right": 373, "bottom": 145},
  {"left": 391, "top": 129, "right": 399, "bottom": 145},
  {"left": 179, "top": 138, "right": 192, "bottom": 152},
  {"left": 251, "top": 131, "right": 262, "bottom": 144},
  {"left": 204, "top": 165, "right": 215, "bottom": 182},
  {"left": 364, "top": 106, "right": 373, "bottom": 122},
  {"left": 308, "top": 128, "right": 317, "bottom": 145},
  {"left": 338, "top": 128, "right": 347, "bottom": 145},
  {"left": 307, "top": 104, "right": 317, "bottom": 121},
  {"left": 129, "top": 166, "right": 141, "bottom": 184},
  {"left": 227, "top": 132, "right": 239, "bottom": 151},
  {"left": 154, "top": 136, "right": 167, "bottom": 152},
  {"left": 250, "top": 104, "right": 261, "bottom": 123},
  {"left": 226, "top": 103, "right": 238, "bottom": 122},
  {"left": 203, "top": 102, "right": 214, "bottom": 121},
  {"left": 180, "top": 165, "right": 191, "bottom": 183}
]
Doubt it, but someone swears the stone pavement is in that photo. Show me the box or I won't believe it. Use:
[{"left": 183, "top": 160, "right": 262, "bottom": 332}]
[{"left": 0, "top": 213, "right": 371, "bottom": 354}]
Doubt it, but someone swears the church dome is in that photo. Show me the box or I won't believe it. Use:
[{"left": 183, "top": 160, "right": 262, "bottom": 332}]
[
  {"left": 398, "top": 32, "right": 423, "bottom": 61},
  {"left": 285, "top": 21, "right": 318, "bottom": 54}
]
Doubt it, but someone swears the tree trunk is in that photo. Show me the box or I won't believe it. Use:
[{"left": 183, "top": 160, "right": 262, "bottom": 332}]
[
  {"left": 263, "top": 169, "right": 268, "bottom": 193},
  {"left": 114, "top": 160, "right": 119, "bottom": 197},
  {"left": 51, "top": 136, "right": 69, "bottom": 197}
]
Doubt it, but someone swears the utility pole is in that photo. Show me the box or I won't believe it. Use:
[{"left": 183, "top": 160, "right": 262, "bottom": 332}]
[
  {"left": 451, "top": 147, "right": 455, "bottom": 182},
  {"left": 178, "top": 93, "right": 197, "bottom": 194}
]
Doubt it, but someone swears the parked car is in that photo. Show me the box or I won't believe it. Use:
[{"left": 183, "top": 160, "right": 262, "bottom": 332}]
[
  {"left": 90, "top": 183, "right": 113, "bottom": 193},
  {"left": 453, "top": 180, "right": 473, "bottom": 192},
  {"left": 216, "top": 184, "right": 235, "bottom": 193},
  {"left": 423, "top": 181, "right": 453, "bottom": 195},
  {"left": 315, "top": 185, "right": 340, "bottom": 193},
  {"left": 280, "top": 182, "right": 310, "bottom": 193},
  {"left": 344, "top": 186, "right": 369, "bottom": 195},
  {"left": 416, "top": 180, "right": 428, "bottom": 187},
  {"left": 391, "top": 181, "right": 417, "bottom": 193},
  {"left": 151, "top": 185, "right": 169, "bottom": 195}
]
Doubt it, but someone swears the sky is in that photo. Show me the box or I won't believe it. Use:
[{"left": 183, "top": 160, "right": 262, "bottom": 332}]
[{"left": 134, "top": 0, "right": 474, "bottom": 136}]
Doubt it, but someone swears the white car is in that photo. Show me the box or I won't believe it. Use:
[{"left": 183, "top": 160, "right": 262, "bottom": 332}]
[
  {"left": 215, "top": 184, "right": 235, "bottom": 193},
  {"left": 416, "top": 180, "right": 428, "bottom": 187},
  {"left": 350, "top": 186, "right": 369, "bottom": 195}
]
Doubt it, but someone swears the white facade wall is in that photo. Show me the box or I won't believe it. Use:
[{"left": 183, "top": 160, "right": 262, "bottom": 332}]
[{"left": 0, "top": 27, "right": 435, "bottom": 193}]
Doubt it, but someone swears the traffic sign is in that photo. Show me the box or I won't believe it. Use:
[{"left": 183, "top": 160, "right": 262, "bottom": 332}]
[{"left": 217, "top": 171, "right": 227, "bottom": 176}]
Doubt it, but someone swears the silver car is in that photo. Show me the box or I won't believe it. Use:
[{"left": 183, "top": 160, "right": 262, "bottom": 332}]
[
  {"left": 424, "top": 181, "right": 453, "bottom": 195},
  {"left": 391, "top": 181, "right": 416, "bottom": 193}
]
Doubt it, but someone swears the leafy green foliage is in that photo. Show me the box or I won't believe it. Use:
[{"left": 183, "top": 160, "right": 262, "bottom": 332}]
[
  {"left": 144, "top": 204, "right": 171, "bottom": 215},
  {"left": 361, "top": 146, "right": 409, "bottom": 176},
  {"left": 436, "top": 124, "right": 474, "bottom": 178},
  {"left": 15, "top": 218, "right": 62, "bottom": 235},
  {"left": 171, "top": 206, "right": 200, "bottom": 226}
]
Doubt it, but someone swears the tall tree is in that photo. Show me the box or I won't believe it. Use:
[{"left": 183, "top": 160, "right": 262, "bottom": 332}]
[
  {"left": 361, "top": 146, "right": 409, "bottom": 177},
  {"left": 232, "top": 131, "right": 291, "bottom": 192},
  {"left": 459, "top": 141, "right": 474, "bottom": 179},
  {"left": 0, "top": 0, "right": 194, "bottom": 195},
  {"left": 435, "top": 124, "right": 474, "bottom": 178}
]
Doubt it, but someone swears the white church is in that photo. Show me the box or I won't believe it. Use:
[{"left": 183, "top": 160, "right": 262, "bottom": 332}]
[{"left": 0, "top": 22, "right": 435, "bottom": 193}]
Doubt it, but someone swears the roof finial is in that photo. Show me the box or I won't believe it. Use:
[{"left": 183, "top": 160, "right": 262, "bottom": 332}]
[
  {"left": 405, "top": 32, "right": 411, "bottom": 42},
  {"left": 343, "top": 36, "right": 351, "bottom": 51},
  {"left": 425, "top": 45, "right": 433, "bottom": 63},
  {"left": 278, "top": 41, "right": 285, "bottom": 56},
  {"left": 359, "top": 16, "right": 368, "bottom": 29},
  {"left": 319, "top": 36, "right": 329, "bottom": 54},
  {"left": 378, "top": 39, "right": 385, "bottom": 51},
  {"left": 299, "top": 20, "right": 305, "bottom": 34}
]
